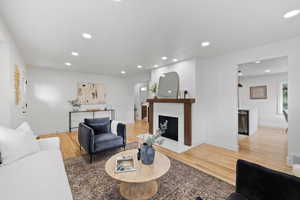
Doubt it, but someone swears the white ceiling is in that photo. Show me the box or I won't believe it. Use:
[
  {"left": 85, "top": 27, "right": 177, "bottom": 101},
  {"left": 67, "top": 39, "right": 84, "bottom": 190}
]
[
  {"left": 0, "top": 0, "right": 300, "bottom": 76},
  {"left": 238, "top": 56, "right": 288, "bottom": 77}
]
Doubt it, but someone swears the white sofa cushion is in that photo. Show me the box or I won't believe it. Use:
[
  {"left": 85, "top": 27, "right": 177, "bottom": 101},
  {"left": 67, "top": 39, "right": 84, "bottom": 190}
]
[
  {"left": 38, "top": 137, "right": 60, "bottom": 151},
  {"left": 0, "top": 150, "right": 73, "bottom": 200},
  {"left": 0, "top": 124, "right": 40, "bottom": 166}
]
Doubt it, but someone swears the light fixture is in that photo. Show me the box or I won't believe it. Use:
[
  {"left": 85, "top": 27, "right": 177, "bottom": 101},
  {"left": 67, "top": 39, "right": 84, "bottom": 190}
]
[
  {"left": 284, "top": 9, "right": 300, "bottom": 19},
  {"left": 154, "top": 65, "right": 159, "bottom": 68},
  {"left": 71, "top": 52, "right": 79, "bottom": 56},
  {"left": 201, "top": 41, "right": 210, "bottom": 47},
  {"left": 238, "top": 71, "right": 243, "bottom": 88},
  {"left": 255, "top": 60, "right": 261, "bottom": 64},
  {"left": 121, "top": 70, "right": 126, "bottom": 74},
  {"left": 82, "top": 33, "right": 92, "bottom": 39},
  {"left": 265, "top": 69, "right": 271, "bottom": 73},
  {"left": 137, "top": 65, "right": 143, "bottom": 69},
  {"left": 65, "top": 62, "right": 72, "bottom": 66},
  {"left": 113, "top": 0, "right": 122, "bottom": 2},
  {"left": 161, "top": 56, "right": 168, "bottom": 60},
  {"left": 161, "top": 74, "right": 166, "bottom": 78},
  {"left": 173, "top": 58, "right": 178, "bottom": 62}
]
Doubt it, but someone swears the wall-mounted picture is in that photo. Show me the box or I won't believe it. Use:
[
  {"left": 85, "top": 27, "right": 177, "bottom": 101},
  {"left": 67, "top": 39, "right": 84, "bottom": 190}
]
[
  {"left": 14, "top": 65, "right": 21, "bottom": 105},
  {"left": 77, "top": 82, "right": 106, "bottom": 105},
  {"left": 250, "top": 85, "right": 267, "bottom": 99}
]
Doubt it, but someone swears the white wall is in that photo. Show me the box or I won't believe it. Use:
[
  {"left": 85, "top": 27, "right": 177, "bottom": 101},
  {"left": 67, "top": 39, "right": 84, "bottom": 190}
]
[
  {"left": 27, "top": 67, "right": 135, "bottom": 135},
  {"left": 239, "top": 73, "right": 288, "bottom": 128},
  {"left": 0, "top": 18, "right": 27, "bottom": 128},
  {"left": 150, "top": 58, "right": 205, "bottom": 146},
  {"left": 151, "top": 59, "right": 196, "bottom": 97},
  {"left": 194, "top": 36, "right": 300, "bottom": 164},
  {"left": 0, "top": 43, "right": 12, "bottom": 127},
  {"left": 195, "top": 57, "right": 239, "bottom": 151}
]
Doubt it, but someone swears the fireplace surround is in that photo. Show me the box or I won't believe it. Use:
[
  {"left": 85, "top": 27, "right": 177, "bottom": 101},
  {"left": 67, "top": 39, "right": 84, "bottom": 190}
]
[{"left": 147, "top": 98, "right": 195, "bottom": 147}]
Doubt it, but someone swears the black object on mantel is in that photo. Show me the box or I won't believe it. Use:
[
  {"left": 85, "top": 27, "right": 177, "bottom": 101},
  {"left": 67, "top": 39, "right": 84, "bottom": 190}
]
[{"left": 184, "top": 90, "right": 188, "bottom": 99}]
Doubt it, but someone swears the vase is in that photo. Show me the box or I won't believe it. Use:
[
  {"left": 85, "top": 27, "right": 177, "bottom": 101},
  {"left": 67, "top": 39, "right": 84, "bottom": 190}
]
[{"left": 140, "top": 143, "right": 155, "bottom": 165}]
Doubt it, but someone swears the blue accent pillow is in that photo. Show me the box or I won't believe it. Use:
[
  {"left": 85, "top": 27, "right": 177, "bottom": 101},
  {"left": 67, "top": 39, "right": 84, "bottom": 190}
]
[
  {"left": 87, "top": 123, "right": 109, "bottom": 134},
  {"left": 84, "top": 118, "right": 110, "bottom": 134}
]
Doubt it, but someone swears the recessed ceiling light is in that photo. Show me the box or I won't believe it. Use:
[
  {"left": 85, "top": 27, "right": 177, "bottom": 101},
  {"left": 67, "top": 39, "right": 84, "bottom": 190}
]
[
  {"left": 255, "top": 60, "right": 261, "bottom": 64},
  {"left": 113, "top": 0, "right": 122, "bottom": 2},
  {"left": 154, "top": 65, "right": 159, "bottom": 68},
  {"left": 201, "top": 41, "right": 210, "bottom": 47},
  {"left": 121, "top": 70, "right": 126, "bottom": 74},
  {"left": 82, "top": 33, "right": 92, "bottom": 39},
  {"left": 265, "top": 69, "right": 271, "bottom": 73},
  {"left": 161, "top": 56, "right": 168, "bottom": 60},
  {"left": 71, "top": 52, "right": 79, "bottom": 56},
  {"left": 284, "top": 9, "right": 300, "bottom": 19},
  {"left": 173, "top": 58, "right": 178, "bottom": 62},
  {"left": 65, "top": 62, "right": 72, "bottom": 66},
  {"left": 238, "top": 71, "right": 243, "bottom": 76},
  {"left": 137, "top": 65, "right": 143, "bottom": 69}
]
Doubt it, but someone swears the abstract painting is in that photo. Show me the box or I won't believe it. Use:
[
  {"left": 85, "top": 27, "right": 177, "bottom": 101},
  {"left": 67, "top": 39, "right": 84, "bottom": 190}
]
[
  {"left": 77, "top": 82, "right": 106, "bottom": 105},
  {"left": 14, "top": 65, "right": 21, "bottom": 105}
]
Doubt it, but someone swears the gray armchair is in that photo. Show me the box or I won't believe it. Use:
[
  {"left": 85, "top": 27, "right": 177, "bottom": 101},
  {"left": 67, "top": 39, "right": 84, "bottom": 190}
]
[{"left": 78, "top": 117, "right": 126, "bottom": 163}]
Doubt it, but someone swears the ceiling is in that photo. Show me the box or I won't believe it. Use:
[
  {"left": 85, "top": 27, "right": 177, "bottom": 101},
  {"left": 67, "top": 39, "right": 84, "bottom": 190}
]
[
  {"left": 238, "top": 56, "right": 288, "bottom": 77},
  {"left": 0, "top": 0, "right": 299, "bottom": 76}
]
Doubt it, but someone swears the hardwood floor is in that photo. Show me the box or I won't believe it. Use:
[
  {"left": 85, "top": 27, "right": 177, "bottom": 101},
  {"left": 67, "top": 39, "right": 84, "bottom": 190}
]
[{"left": 39, "top": 120, "right": 291, "bottom": 185}]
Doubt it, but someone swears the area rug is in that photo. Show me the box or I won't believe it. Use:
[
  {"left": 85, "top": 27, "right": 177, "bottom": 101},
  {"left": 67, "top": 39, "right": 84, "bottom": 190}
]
[{"left": 64, "top": 143, "right": 234, "bottom": 200}]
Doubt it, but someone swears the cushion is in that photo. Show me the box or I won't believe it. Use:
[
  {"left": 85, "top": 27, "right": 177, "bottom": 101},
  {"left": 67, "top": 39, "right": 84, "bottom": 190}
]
[
  {"left": 94, "top": 133, "right": 123, "bottom": 152},
  {"left": 0, "top": 150, "right": 73, "bottom": 200},
  {"left": 84, "top": 118, "right": 110, "bottom": 134},
  {"left": 111, "top": 120, "right": 120, "bottom": 135},
  {"left": 0, "top": 123, "right": 40, "bottom": 166}
]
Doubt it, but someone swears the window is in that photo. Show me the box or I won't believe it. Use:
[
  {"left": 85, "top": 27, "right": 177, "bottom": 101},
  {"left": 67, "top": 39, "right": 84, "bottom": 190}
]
[{"left": 279, "top": 82, "right": 288, "bottom": 113}]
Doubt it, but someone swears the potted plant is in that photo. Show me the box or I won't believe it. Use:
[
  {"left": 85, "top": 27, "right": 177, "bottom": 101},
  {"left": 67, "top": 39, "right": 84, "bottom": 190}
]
[
  {"left": 140, "top": 121, "right": 167, "bottom": 165},
  {"left": 149, "top": 83, "right": 158, "bottom": 98}
]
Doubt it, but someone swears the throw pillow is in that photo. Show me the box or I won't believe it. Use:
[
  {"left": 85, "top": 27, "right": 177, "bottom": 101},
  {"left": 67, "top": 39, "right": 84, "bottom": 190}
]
[
  {"left": 88, "top": 123, "right": 109, "bottom": 134},
  {"left": 16, "top": 122, "right": 40, "bottom": 153},
  {"left": 0, "top": 124, "right": 40, "bottom": 166}
]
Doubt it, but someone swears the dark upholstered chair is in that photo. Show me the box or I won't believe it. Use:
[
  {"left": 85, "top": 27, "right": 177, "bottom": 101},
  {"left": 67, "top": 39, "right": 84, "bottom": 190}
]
[
  {"left": 78, "top": 117, "right": 126, "bottom": 163},
  {"left": 227, "top": 159, "right": 300, "bottom": 200},
  {"left": 196, "top": 159, "right": 300, "bottom": 200}
]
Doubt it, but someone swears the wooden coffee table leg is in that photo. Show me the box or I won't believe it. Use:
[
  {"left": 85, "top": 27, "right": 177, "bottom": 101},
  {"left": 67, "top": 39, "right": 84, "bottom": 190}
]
[{"left": 119, "top": 180, "right": 158, "bottom": 200}]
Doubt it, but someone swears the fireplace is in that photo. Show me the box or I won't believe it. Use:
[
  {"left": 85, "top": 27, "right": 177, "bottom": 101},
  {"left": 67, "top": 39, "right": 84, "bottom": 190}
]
[{"left": 159, "top": 115, "right": 178, "bottom": 141}]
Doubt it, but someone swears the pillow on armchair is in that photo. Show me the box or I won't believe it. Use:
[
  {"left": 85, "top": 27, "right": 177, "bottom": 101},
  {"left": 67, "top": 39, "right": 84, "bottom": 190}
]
[{"left": 84, "top": 118, "right": 110, "bottom": 134}]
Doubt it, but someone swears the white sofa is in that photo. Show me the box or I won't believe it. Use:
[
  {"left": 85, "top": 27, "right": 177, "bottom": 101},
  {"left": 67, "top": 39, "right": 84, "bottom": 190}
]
[{"left": 0, "top": 137, "right": 73, "bottom": 200}]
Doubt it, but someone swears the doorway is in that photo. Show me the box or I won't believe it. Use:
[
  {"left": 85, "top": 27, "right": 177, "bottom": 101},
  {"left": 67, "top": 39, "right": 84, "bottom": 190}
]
[
  {"left": 237, "top": 56, "right": 288, "bottom": 157},
  {"left": 134, "top": 82, "right": 149, "bottom": 121}
]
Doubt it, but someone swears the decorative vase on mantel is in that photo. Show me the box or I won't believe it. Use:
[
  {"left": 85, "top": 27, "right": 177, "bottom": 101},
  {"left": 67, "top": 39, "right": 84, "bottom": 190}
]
[{"left": 140, "top": 143, "right": 156, "bottom": 165}]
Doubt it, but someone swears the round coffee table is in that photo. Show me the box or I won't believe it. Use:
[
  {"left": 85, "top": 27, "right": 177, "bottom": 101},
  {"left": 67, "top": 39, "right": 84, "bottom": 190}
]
[{"left": 105, "top": 149, "right": 170, "bottom": 200}]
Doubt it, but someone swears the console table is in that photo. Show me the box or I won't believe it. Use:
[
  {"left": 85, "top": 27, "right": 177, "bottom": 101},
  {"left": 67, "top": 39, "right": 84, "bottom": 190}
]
[{"left": 68, "top": 109, "right": 115, "bottom": 132}]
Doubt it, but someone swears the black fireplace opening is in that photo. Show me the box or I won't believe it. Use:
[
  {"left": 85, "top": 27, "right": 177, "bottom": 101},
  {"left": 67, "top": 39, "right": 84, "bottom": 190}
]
[{"left": 158, "top": 115, "right": 178, "bottom": 141}]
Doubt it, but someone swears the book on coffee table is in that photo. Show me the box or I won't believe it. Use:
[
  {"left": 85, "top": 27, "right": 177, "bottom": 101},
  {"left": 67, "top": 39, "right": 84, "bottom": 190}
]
[{"left": 115, "top": 155, "right": 136, "bottom": 173}]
